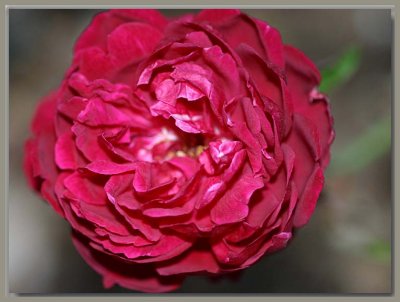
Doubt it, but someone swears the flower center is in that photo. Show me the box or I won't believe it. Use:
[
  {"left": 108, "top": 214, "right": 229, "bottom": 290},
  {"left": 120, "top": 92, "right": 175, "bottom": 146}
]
[
  {"left": 157, "top": 130, "right": 208, "bottom": 161},
  {"left": 133, "top": 122, "right": 211, "bottom": 163}
]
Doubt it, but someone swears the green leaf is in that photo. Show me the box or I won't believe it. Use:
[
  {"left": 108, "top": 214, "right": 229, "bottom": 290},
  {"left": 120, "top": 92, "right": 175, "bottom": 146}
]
[
  {"left": 366, "top": 240, "right": 391, "bottom": 264},
  {"left": 329, "top": 116, "right": 391, "bottom": 176},
  {"left": 319, "top": 45, "right": 362, "bottom": 93}
]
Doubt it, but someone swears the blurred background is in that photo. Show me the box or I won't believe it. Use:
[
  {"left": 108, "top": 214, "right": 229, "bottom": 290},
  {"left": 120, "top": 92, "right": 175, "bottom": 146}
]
[{"left": 9, "top": 9, "right": 392, "bottom": 294}]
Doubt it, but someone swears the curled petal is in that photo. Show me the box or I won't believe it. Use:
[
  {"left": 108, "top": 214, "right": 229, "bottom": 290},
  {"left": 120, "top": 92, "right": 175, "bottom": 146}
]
[
  {"left": 55, "top": 132, "right": 83, "bottom": 170},
  {"left": 105, "top": 173, "right": 140, "bottom": 210},
  {"left": 210, "top": 164, "right": 264, "bottom": 225},
  {"left": 99, "top": 233, "right": 191, "bottom": 261},
  {"left": 64, "top": 172, "right": 107, "bottom": 205}
]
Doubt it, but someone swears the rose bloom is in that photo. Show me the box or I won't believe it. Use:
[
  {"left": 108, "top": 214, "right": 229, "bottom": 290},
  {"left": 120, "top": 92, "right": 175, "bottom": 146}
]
[{"left": 24, "top": 9, "right": 334, "bottom": 292}]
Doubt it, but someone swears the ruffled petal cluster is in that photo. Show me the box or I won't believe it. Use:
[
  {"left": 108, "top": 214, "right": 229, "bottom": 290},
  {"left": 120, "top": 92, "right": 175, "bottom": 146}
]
[{"left": 24, "top": 9, "right": 334, "bottom": 292}]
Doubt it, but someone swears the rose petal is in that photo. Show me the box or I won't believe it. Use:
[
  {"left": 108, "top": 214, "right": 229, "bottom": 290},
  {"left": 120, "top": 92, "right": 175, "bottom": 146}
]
[
  {"left": 74, "top": 47, "right": 116, "bottom": 80},
  {"left": 74, "top": 11, "right": 125, "bottom": 53},
  {"left": 107, "top": 22, "right": 163, "bottom": 67},
  {"left": 293, "top": 165, "right": 324, "bottom": 228},
  {"left": 40, "top": 179, "right": 64, "bottom": 217},
  {"left": 72, "top": 233, "right": 183, "bottom": 293},
  {"left": 167, "top": 156, "right": 200, "bottom": 179},
  {"left": 30, "top": 91, "right": 57, "bottom": 135},
  {"left": 105, "top": 173, "right": 141, "bottom": 210},
  {"left": 63, "top": 172, "right": 107, "bottom": 205},
  {"left": 71, "top": 200, "right": 130, "bottom": 236},
  {"left": 157, "top": 248, "right": 220, "bottom": 275},
  {"left": 77, "top": 98, "right": 137, "bottom": 127},
  {"left": 255, "top": 19, "right": 285, "bottom": 69},
  {"left": 57, "top": 96, "right": 87, "bottom": 120},
  {"left": 72, "top": 123, "right": 110, "bottom": 162},
  {"left": 55, "top": 132, "right": 83, "bottom": 170},
  {"left": 284, "top": 44, "right": 335, "bottom": 167},
  {"left": 195, "top": 9, "right": 241, "bottom": 24},
  {"left": 85, "top": 160, "right": 137, "bottom": 175},
  {"left": 282, "top": 143, "right": 296, "bottom": 184},
  {"left": 246, "top": 189, "right": 281, "bottom": 229},
  {"left": 99, "top": 233, "right": 189, "bottom": 260},
  {"left": 210, "top": 164, "right": 264, "bottom": 225},
  {"left": 111, "top": 9, "right": 168, "bottom": 30},
  {"left": 293, "top": 113, "right": 322, "bottom": 161}
]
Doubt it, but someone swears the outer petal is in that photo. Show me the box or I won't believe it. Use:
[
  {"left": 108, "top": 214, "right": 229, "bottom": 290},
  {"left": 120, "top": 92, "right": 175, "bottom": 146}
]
[
  {"left": 72, "top": 232, "right": 183, "bottom": 293},
  {"left": 74, "top": 9, "right": 167, "bottom": 53},
  {"left": 195, "top": 9, "right": 241, "bottom": 24},
  {"left": 30, "top": 91, "right": 58, "bottom": 136},
  {"left": 156, "top": 247, "right": 221, "bottom": 275},
  {"left": 254, "top": 18, "right": 285, "bottom": 69},
  {"left": 23, "top": 139, "right": 40, "bottom": 190},
  {"left": 74, "top": 11, "right": 126, "bottom": 53},
  {"left": 285, "top": 114, "right": 318, "bottom": 209},
  {"left": 107, "top": 22, "right": 163, "bottom": 67},
  {"left": 292, "top": 165, "right": 324, "bottom": 228},
  {"left": 24, "top": 92, "right": 60, "bottom": 211},
  {"left": 98, "top": 233, "right": 192, "bottom": 261},
  {"left": 284, "top": 45, "right": 335, "bottom": 166},
  {"left": 196, "top": 10, "right": 266, "bottom": 58},
  {"left": 111, "top": 9, "right": 168, "bottom": 30}
]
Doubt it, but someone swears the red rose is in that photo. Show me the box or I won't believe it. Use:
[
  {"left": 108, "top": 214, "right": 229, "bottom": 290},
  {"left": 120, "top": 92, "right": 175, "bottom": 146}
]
[{"left": 24, "top": 9, "right": 334, "bottom": 292}]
